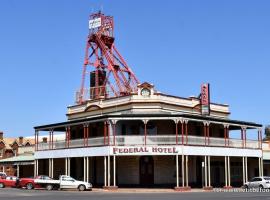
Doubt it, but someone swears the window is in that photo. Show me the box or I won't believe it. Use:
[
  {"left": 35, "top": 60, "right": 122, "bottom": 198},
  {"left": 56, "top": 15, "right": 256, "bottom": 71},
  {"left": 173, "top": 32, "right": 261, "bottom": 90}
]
[{"left": 251, "top": 178, "right": 262, "bottom": 182}]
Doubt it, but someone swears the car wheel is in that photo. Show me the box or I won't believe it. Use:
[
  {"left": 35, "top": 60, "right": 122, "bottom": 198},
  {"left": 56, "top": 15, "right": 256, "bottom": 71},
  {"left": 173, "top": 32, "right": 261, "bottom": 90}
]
[
  {"left": 46, "top": 184, "right": 53, "bottom": 191},
  {"left": 259, "top": 185, "right": 264, "bottom": 190},
  {"left": 78, "top": 184, "right": 86, "bottom": 191},
  {"left": 0, "top": 183, "right": 5, "bottom": 188},
  {"left": 26, "top": 183, "right": 34, "bottom": 190},
  {"left": 243, "top": 185, "right": 248, "bottom": 189}
]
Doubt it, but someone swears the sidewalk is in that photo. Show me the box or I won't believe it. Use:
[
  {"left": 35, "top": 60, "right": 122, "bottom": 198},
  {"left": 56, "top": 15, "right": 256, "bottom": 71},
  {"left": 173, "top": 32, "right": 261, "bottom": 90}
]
[{"left": 93, "top": 188, "right": 207, "bottom": 193}]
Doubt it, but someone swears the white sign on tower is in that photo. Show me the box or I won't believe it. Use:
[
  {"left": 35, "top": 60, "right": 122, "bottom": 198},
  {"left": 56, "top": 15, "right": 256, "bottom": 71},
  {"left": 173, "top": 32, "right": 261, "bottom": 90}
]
[{"left": 89, "top": 18, "right": 102, "bottom": 29}]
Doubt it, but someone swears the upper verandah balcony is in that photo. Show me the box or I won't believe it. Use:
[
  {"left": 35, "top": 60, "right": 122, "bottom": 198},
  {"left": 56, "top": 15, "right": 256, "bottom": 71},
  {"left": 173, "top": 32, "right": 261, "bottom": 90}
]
[{"left": 34, "top": 114, "right": 263, "bottom": 151}]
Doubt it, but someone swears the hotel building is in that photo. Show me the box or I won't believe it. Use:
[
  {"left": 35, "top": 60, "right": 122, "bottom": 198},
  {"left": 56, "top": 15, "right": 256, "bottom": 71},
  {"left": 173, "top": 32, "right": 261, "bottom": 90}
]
[{"left": 34, "top": 82, "right": 263, "bottom": 190}]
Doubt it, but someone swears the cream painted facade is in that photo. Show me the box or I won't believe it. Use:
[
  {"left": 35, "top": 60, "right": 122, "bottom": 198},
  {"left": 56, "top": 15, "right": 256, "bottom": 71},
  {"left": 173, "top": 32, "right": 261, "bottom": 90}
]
[{"left": 34, "top": 83, "right": 263, "bottom": 189}]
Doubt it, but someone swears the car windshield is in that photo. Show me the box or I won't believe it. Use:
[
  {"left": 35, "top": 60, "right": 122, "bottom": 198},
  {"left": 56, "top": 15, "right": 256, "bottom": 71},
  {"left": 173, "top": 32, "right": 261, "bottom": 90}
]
[{"left": 264, "top": 177, "right": 270, "bottom": 180}]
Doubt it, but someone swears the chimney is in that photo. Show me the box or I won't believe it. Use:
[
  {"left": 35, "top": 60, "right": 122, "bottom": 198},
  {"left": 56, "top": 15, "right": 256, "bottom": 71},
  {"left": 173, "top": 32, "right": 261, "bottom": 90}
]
[
  {"left": 19, "top": 136, "right": 23, "bottom": 145},
  {"left": 0, "top": 132, "right": 3, "bottom": 140},
  {"left": 42, "top": 137, "right": 47, "bottom": 143}
]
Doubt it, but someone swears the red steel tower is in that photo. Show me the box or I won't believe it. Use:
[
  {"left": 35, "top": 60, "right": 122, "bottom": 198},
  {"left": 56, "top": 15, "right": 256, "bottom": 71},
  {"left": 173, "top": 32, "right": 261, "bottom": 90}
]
[{"left": 76, "top": 12, "right": 140, "bottom": 104}]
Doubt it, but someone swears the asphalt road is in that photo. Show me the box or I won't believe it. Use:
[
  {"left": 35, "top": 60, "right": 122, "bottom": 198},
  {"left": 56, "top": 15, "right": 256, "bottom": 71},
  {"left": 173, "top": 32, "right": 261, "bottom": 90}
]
[{"left": 1, "top": 188, "right": 270, "bottom": 200}]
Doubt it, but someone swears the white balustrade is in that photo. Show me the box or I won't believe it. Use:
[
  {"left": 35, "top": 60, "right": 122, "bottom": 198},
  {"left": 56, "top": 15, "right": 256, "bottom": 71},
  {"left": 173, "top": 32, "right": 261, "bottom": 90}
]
[{"left": 37, "top": 134, "right": 260, "bottom": 150}]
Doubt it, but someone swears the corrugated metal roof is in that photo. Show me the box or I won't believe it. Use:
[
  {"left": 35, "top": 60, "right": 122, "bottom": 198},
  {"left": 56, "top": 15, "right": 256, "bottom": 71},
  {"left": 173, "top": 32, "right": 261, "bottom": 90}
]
[{"left": 0, "top": 154, "right": 34, "bottom": 163}]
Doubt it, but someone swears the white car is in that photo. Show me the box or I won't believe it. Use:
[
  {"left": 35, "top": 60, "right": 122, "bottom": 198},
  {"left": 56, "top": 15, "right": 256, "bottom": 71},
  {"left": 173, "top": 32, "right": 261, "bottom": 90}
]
[
  {"left": 34, "top": 175, "right": 92, "bottom": 191},
  {"left": 244, "top": 176, "right": 270, "bottom": 189}
]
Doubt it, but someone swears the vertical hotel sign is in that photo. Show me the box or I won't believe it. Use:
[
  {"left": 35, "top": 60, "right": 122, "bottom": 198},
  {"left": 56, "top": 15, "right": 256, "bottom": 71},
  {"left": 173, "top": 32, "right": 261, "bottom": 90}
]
[{"left": 201, "top": 83, "right": 210, "bottom": 115}]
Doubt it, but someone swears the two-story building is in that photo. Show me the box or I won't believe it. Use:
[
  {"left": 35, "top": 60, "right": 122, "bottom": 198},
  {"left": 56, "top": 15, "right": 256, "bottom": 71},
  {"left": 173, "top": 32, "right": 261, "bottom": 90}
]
[
  {"left": 34, "top": 82, "right": 263, "bottom": 190},
  {"left": 0, "top": 132, "right": 34, "bottom": 176}
]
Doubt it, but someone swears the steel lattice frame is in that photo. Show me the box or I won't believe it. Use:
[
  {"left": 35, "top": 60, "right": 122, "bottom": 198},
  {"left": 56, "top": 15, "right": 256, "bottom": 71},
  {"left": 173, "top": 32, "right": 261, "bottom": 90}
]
[{"left": 77, "top": 12, "right": 139, "bottom": 104}]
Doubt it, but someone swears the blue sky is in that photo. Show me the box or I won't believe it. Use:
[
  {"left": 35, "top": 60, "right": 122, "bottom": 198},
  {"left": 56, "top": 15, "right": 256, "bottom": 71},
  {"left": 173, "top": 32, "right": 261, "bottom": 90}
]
[{"left": 0, "top": 0, "right": 269, "bottom": 137}]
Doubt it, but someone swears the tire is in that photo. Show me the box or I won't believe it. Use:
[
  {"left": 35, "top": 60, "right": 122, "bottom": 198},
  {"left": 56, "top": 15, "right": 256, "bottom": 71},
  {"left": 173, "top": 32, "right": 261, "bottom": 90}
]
[
  {"left": 0, "top": 183, "right": 5, "bottom": 188},
  {"left": 259, "top": 185, "right": 264, "bottom": 190},
  {"left": 243, "top": 185, "right": 248, "bottom": 189},
  {"left": 78, "top": 184, "right": 86, "bottom": 191},
  {"left": 46, "top": 184, "right": 53, "bottom": 191},
  {"left": 26, "top": 183, "right": 34, "bottom": 190}
]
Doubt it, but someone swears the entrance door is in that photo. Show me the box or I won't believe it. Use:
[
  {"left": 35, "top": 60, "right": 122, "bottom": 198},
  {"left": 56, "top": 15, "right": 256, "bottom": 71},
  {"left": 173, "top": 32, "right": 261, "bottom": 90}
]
[{"left": 140, "top": 156, "right": 154, "bottom": 187}]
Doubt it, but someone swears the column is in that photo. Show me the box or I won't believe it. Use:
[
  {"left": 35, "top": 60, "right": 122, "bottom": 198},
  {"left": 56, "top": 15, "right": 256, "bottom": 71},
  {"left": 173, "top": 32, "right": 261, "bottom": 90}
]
[
  {"left": 204, "top": 156, "right": 208, "bottom": 187},
  {"left": 185, "top": 155, "right": 189, "bottom": 187},
  {"left": 104, "top": 121, "right": 107, "bottom": 145},
  {"left": 204, "top": 123, "right": 207, "bottom": 146},
  {"left": 225, "top": 157, "right": 228, "bottom": 187},
  {"left": 144, "top": 120, "right": 148, "bottom": 145},
  {"left": 86, "top": 124, "right": 89, "bottom": 147},
  {"left": 261, "top": 157, "right": 264, "bottom": 177},
  {"left": 181, "top": 121, "right": 184, "bottom": 145},
  {"left": 86, "top": 157, "right": 89, "bottom": 183},
  {"left": 176, "top": 155, "right": 179, "bottom": 188},
  {"left": 242, "top": 157, "right": 245, "bottom": 185},
  {"left": 223, "top": 125, "right": 228, "bottom": 147},
  {"left": 227, "top": 126, "right": 230, "bottom": 147},
  {"left": 244, "top": 128, "right": 247, "bottom": 148},
  {"left": 259, "top": 157, "right": 261, "bottom": 177},
  {"left": 83, "top": 157, "right": 86, "bottom": 182},
  {"left": 67, "top": 157, "right": 70, "bottom": 176},
  {"left": 65, "top": 127, "right": 70, "bottom": 148},
  {"left": 36, "top": 160, "right": 39, "bottom": 176},
  {"left": 175, "top": 120, "right": 179, "bottom": 145},
  {"left": 227, "top": 156, "right": 231, "bottom": 187},
  {"left": 65, "top": 158, "right": 68, "bottom": 175},
  {"left": 207, "top": 124, "right": 210, "bottom": 145},
  {"left": 35, "top": 130, "right": 39, "bottom": 151},
  {"left": 108, "top": 156, "right": 111, "bottom": 186},
  {"left": 2, "top": 166, "right": 4, "bottom": 173},
  {"left": 241, "top": 127, "right": 244, "bottom": 148},
  {"left": 241, "top": 127, "right": 246, "bottom": 148},
  {"left": 245, "top": 157, "right": 248, "bottom": 182},
  {"left": 112, "top": 120, "right": 117, "bottom": 146},
  {"left": 104, "top": 156, "right": 107, "bottom": 187},
  {"left": 208, "top": 156, "right": 211, "bottom": 187},
  {"left": 260, "top": 130, "right": 263, "bottom": 149},
  {"left": 48, "top": 159, "right": 51, "bottom": 177},
  {"left": 34, "top": 160, "right": 36, "bottom": 177},
  {"left": 51, "top": 158, "right": 54, "bottom": 179},
  {"left": 17, "top": 165, "right": 20, "bottom": 178},
  {"left": 182, "top": 154, "right": 185, "bottom": 188},
  {"left": 51, "top": 130, "right": 54, "bottom": 149},
  {"left": 83, "top": 125, "right": 87, "bottom": 147},
  {"left": 113, "top": 156, "right": 116, "bottom": 187},
  {"left": 185, "top": 121, "right": 188, "bottom": 145}
]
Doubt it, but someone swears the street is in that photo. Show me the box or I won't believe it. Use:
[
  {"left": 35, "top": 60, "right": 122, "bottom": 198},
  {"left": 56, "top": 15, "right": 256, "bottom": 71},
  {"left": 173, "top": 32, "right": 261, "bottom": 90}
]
[{"left": 0, "top": 188, "right": 270, "bottom": 200}]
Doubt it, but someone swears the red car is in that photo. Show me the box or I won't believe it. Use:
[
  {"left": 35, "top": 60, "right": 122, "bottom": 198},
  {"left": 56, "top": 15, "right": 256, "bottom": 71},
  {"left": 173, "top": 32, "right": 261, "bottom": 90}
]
[
  {"left": 0, "top": 176, "right": 19, "bottom": 188},
  {"left": 19, "top": 175, "right": 52, "bottom": 189}
]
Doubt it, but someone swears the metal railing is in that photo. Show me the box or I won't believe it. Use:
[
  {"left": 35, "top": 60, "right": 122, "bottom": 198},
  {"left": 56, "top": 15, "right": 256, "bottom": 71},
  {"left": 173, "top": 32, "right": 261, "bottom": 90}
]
[{"left": 37, "top": 134, "right": 260, "bottom": 150}]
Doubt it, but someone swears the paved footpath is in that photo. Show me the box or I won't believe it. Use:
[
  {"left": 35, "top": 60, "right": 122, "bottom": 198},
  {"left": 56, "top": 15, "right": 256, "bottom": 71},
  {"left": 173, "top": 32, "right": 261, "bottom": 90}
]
[{"left": 1, "top": 188, "right": 270, "bottom": 200}]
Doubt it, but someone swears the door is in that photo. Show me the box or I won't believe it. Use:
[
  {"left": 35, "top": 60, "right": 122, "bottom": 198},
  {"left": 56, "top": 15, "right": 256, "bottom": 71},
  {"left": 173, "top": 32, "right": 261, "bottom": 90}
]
[
  {"left": 60, "top": 176, "right": 77, "bottom": 189},
  {"left": 249, "top": 177, "right": 261, "bottom": 188},
  {"left": 5, "top": 177, "right": 15, "bottom": 187},
  {"left": 140, "top": 156, "right": 154, "bottom": 187}
]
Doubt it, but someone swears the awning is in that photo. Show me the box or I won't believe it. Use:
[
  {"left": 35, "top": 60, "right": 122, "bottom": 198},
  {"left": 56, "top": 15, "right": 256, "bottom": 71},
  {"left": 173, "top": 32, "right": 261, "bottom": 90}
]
[{"left": 0, "top": 154, "right": 34, "bottom": 165}]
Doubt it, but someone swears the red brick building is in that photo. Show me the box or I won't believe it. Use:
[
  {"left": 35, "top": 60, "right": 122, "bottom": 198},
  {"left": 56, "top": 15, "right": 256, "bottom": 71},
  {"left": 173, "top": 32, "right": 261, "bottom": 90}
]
[{"left": 0, "top": 132, "right": 34, "bottom": 176}]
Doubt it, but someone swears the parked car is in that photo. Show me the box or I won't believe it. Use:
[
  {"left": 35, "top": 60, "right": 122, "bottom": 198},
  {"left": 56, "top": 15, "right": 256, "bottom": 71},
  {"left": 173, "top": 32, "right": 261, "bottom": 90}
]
[
  {"left": 19, "top": 175, "right": 52, "bottom": 189},
  {"left": 244, "top": 176, "right": 270, "bottom": 189},
  {"left": 34, "top": 175, "right": 92, "bottom": 191},
  {"left": 0, "top": 176, "right": 19, "bottom": 188}
]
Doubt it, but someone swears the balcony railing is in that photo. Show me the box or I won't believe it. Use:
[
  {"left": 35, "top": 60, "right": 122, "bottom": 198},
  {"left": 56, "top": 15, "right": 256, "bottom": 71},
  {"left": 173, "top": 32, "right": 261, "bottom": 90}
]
[{"left": 37, "top": 134, "right": 260, "bottom": 151}]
